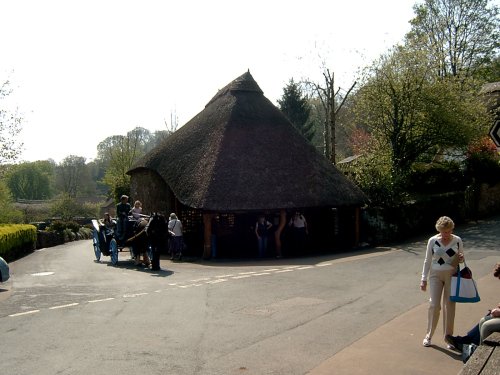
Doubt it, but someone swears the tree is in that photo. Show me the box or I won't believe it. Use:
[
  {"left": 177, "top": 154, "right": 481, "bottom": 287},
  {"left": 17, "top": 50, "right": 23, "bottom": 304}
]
[
  {"left": 353, "top": 45, "right": 490, "bottom": 179},
  {"left": 6, "top": 160, "right": 55, "bottom": 200},
  {"left": 307, "top": 69, "right": 356, "bottom": 164},
  {"left": 408, "top": 0, "right": 499, "bottom": 79},
  {"left": 97, "top": 127, "right": 151, "bottom": 200},
  {"left": 0, "top": 179, "right": 22, "bottom": 223},
  {"left": 277, "top": 79, "right": 316, "bottom": 142},
  {"left": 0, "top": 79, "right": 23, "bottom": 165},
  {"left": 55, "top": 155, "right": 88, "bottom": 198}
]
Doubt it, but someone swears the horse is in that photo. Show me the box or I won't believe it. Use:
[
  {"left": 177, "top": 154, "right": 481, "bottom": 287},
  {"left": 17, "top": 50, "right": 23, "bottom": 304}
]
[
  {"left": 126, "top": 217, "right": 151, "bottom": 267},
  {"left": 145, "top": 213, "right": 169, "bottom": 270}
]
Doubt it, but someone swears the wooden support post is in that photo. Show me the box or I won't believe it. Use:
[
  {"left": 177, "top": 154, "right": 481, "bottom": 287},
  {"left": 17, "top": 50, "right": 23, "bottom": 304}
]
[
  {"left": 274, "top": 209, "right": 286, "bottom": 257},
  {"left": 203, "top": 213, "right": 212, "bottom": 260}
]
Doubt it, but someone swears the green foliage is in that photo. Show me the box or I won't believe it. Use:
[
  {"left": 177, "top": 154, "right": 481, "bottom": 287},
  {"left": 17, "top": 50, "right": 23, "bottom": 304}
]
[
  {"left": 0, "top": 179, "right": 22, "bottom": 224},
  {"left": 55, "top": 155, "right": 89, "bottom": 198},
  {"left": 97, "top": 127, "right": 154, "bottom": 200},
  {"left": 407, "top": 161, "right": 467, "bottom": 194},
  {"left": 50, "top": 195, "right": 98, "bottom": 221},
  {"left": 0, "top": 224, "right": 37, "bottom": 261},
  {"left": 278, "top": 79, "right": 316, "bottom": 142},
  {"left": 464, "top": 136, "right": 500, "bottom": 184},
  {"left": 0, "top": 79, "right": 23, "bottom": 164},
  {"left": 408, "top": 0, "right": 499, "bottom": 79},
  {"left": 339, "top": 148, "right": 408, "bottom": 206},
  {"left": 49, "top": 220, "right": 80, "bottom": 233},
  {"left": 5, "top": 160, "right": 54, "bottom": 200},
  {"left": 353, "top": 45, "right": 491, "bottom": 176}
]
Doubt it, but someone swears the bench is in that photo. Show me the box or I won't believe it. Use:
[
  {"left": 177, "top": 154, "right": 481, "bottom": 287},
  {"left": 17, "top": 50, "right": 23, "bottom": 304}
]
[{"left": 459, "top": 332, "right": 500, "bottom": 375}]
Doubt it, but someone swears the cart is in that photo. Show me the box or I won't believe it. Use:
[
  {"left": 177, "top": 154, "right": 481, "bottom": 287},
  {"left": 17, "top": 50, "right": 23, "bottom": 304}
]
[{"left": 91, "top": 217, "right": 141, "bottom": 265}]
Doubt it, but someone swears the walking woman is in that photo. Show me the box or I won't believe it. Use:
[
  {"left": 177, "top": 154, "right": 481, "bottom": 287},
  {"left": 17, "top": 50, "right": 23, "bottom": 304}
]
[
  {"left": 420, "top": 216, "right": 464, "bottom": 348},
  {"left": 168, "top": 213, "right": 184, "bottom": 260}
]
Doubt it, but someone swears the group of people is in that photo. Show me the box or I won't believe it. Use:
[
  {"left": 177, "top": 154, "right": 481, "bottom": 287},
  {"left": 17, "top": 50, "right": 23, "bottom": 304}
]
[
  {"left": 254, "top": 211, "right": 308, "bottom": 258},
  {"left": 100, "top": 195, "right": 185, "bottom": 268},
  {"left": 420, "top": 215, "right": 500, "bottom": 356}
]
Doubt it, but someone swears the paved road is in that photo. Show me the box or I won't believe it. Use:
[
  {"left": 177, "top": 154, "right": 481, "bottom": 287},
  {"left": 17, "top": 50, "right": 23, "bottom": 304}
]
[{"left": 1, "top": 216, "right": 499, "bottom": 374}]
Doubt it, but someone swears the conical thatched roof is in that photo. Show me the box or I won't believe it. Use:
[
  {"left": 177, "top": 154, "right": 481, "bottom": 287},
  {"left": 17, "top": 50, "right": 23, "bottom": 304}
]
[{"left": 128, "top": 71, "right": 367, "bottom": 212}]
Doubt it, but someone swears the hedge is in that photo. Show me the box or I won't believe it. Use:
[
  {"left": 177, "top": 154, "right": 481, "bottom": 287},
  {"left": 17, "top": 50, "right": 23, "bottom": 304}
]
[{"left": 0, "top": 224, "right": 37, "bottom": 262}]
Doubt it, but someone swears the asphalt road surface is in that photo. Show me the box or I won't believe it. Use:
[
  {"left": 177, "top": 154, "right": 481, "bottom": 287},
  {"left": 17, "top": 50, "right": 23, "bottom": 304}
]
[{"left": 1, "top": 216, "right": 499, "bottom": 375}]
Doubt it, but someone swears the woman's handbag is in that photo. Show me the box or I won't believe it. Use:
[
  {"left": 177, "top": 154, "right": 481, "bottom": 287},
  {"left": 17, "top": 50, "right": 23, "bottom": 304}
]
[{"left": 450, "top": 262, "right": 481, "bottom": 303}]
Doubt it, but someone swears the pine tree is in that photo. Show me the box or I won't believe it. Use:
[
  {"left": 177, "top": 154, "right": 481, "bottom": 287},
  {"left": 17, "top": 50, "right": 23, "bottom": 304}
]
[{"left": 277, "top": 79, "right": 316, "bottom": 142}]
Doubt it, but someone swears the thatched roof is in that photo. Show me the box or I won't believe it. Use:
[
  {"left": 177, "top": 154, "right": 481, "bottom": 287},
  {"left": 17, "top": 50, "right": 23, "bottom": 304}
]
[{"left": 128, "top": 71, "right": 367, "bottom": 212}]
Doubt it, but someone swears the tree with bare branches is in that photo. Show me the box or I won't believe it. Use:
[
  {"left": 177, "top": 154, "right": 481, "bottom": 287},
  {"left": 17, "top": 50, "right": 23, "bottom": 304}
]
[{"left": 307, "top": 69, "right": 356, "bottom": 164}]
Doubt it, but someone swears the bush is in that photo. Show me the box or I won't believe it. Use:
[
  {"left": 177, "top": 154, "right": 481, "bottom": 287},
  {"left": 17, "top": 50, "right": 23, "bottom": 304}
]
[
  {"left": 49, "top": 220, "right": 81, "bottom": 233},
  {"left": 465, "top": 154, "right": 500, "bottom": 185},
  {"left": 464, "top": 136, "right": 500, "bottom": 185},
  {"left": 0, "top": 224, "right": 37, "bottom": 261},
  {"left": 408, "top": 161, "right": 467, "bottom": 194}
]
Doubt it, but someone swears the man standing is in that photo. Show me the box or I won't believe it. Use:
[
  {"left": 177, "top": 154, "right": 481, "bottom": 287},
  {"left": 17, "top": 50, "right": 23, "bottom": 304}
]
[{"left": 116, "top": 195, "right": 131, "bottom": 243}]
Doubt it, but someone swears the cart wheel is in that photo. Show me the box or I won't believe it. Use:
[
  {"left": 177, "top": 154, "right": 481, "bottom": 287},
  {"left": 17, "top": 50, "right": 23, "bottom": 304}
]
[
  {"left": 110, "top": 239, "right": 118, "bottom": 265},
  {"left": 93, "top": 229, "right": 101, "bottom": 262}
]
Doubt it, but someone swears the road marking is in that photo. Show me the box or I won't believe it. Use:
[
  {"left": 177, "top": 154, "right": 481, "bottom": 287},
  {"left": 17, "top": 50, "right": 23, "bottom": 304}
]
[
  {"left": 31, "top": 272, "right": 55, "bottom": 276},
  {"left": 88, "top": 297, "right": 115, "bottom": 303},
  {"left": 6, "top": 251, "right": 394, "bottom": 318},
  {"left": 123, "top": 293, "right": 148, "bottom": 298},
  {"left": 178, "top": 283, "right": 203, "bottom": 288},
  {"left": 9, "top": 310, "right": 40, "bottom": 317},
  {"left": 205, "top": 279, "right": 227, "bottom": 284},
  {"left": 49, "top": 303, "right": 79, "bottom": 310}
]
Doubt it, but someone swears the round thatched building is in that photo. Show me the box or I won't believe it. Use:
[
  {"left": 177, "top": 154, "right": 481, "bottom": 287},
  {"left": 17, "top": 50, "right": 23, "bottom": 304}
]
[{"left": 128, "top": 71, "right": 367, "bottom": 258}]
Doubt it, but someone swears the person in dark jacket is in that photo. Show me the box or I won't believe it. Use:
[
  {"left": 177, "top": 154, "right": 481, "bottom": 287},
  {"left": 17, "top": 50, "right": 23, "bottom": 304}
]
[{"left": 255, "top": 215, "right": 272, "bottom": 258}]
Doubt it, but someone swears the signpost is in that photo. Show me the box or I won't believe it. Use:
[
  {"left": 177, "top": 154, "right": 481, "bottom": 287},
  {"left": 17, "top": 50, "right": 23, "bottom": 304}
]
[{"left": 490, "top": 119, "right": 500, "bottom": 148}]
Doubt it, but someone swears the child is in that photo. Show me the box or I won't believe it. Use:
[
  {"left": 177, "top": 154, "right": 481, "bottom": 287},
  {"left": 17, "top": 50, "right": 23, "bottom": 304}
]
[{"left": 130, "top": 200, "right": 142, "bottom": 220}]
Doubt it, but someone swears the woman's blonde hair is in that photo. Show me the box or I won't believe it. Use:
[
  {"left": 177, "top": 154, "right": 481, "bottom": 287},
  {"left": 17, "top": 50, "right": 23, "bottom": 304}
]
[{"left": 435, "top": 216, "right": 455, "bottom": 232}]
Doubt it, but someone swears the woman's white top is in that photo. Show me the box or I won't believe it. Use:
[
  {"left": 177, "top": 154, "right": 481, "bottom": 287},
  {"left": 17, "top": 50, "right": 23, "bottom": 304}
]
[
  {"left": 168, "top": 219, "right": 183, "bottom": 237},
  {"left": 421, "top": 233, "right": 463, "bottom": 281}
]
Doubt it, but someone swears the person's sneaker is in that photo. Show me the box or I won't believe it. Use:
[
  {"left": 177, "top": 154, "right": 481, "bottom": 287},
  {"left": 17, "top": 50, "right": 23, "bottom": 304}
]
[
  {"left": 445, "top": 335, "right": 463, "bottom": 352},
  {"left": 423, "top": 336, "right": 431, "bottom": 347}
]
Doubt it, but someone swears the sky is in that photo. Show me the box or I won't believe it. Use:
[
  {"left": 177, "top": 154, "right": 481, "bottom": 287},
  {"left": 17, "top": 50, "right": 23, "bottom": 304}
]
[{"left": 1, "top": 0, "right": 419, "bottom": 163}]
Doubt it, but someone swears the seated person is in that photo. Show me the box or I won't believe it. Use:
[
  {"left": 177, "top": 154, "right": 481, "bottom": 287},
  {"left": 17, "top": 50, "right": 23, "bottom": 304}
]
[
  {"left": 446, "top": 263, "right": 500, "bottom": 352},
  {"left": 99, "top": 212, "right": 116, "bottom": 231},
  {"left": 130, "top": 200, "right": 143, "bottom": 220}
]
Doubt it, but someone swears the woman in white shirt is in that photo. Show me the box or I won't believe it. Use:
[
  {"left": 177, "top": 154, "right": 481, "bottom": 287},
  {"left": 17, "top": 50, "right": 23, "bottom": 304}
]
[
  {"left": 420, "top": 216, "right": 464, "bottom": 348},
  {"left": 168, "top": 213, "right": 184, "bottom": 260}
]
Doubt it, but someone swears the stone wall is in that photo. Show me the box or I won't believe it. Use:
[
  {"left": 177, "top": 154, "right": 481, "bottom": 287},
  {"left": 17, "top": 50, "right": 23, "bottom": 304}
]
[{"left": 478, "top": 183, "right": 500, "bottom": 217}]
